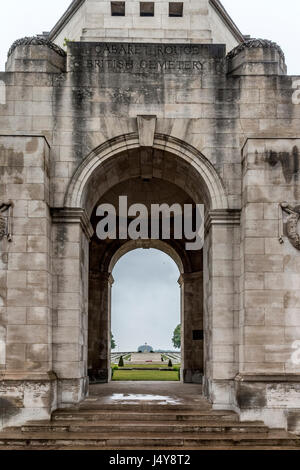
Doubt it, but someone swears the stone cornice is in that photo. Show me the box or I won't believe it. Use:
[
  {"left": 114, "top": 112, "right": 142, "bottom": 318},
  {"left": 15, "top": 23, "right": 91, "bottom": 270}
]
[
  {"left": 235, "top": 373, "right": 300, "bottom": 383},
  {"left": 241, "top": 137, "right": 300, "bottom": 153},
  {"left": 89, "top": 271, "right": 114, "bottom": 285},
  {"left": 51, "top": 207, "right": 94, "bottom": 240},
  {"left": 205, "top": 209, "right": 241, "bottom": 233},
  {"left": 0, "top": 133, "right": 51, "bottom": 148},
  {"left": 178, "top": 271, "right": 203, "bottom": 286},
  {"left": 0, "top": 371, "right": 57, "bottom": 381}
]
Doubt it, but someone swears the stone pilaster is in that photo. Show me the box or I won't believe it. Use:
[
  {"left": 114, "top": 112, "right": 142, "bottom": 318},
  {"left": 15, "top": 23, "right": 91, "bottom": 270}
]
[
  {"left": 203, "top": 209, "right": 240, "bottom": 408},
  {"left": 238, "top": 138, "right": 300, "bottom": 428},
  {"left": 88, "top": 271, "right": 114, "bottom": 383},
  {"left": 51, "top": 208, "right": 93, "bottom": 406},
  {"left": 179, "top": 272, "right": 203, "bottom": 384},
  {"left": 0, "top": 135, "right": 55, "bottom": 429}
]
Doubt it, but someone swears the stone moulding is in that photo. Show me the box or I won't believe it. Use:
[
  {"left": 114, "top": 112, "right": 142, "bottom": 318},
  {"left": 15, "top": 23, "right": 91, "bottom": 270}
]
[
  {"left": 7, "top": 36, "right": 67, "bottom": 58},
  {"left": 235, "top": 373, "right": 300, "bottom": 383},
  {"left": 227, "top": 38, "right": 285, "bottom": 60},
  {"left": 51, "top": 207, "right": 94, "bottom": 240},
  {"left": 204, "top": 209, "right": 241, "bottom": 234},
  {"left": 0, "top": 370, "right": 57, "bottom": 381},
  {"left": 64, "top": 133, "right": 228, "bottom": 213}
]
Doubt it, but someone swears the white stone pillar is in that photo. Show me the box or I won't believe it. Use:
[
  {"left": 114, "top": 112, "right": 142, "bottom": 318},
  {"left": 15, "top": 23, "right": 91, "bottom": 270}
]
[
  {"left": 88, "top": 271, "right": 114, "bottom": 382},
  {"left": 204, "top": 209, "right": 240, "bottom": 408},
  {"left": 0, "top": 136, "right": 55, "bottom": 429},
  {"left": 51, "top": 208, "right": 93, "bottom": 406},
  {"left": 179, "top": 272, "right": 203, "bottom": 384},
  {"left": 237, "top": 138, "right": 300, "bottom": 428}
]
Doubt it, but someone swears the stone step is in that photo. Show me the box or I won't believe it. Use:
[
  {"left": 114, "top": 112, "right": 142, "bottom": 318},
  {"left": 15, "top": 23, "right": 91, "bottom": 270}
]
[
  {"left": 0, "top": 431, "right": 299, "bottom": 449},
  {"left": 52, "top": 409, "right": 239, "bottom": 422},
  {"left": 75, "top": 403, "right": 212, "bottom": 412},
  {"left": 18, "top": 420, "right": 268, "bottom": 434}
]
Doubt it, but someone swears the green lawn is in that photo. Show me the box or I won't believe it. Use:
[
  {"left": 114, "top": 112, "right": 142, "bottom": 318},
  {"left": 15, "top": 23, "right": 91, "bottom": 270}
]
[
  {"left": 115, "top": 364, "right": 174, "bottom": 369},
  {"left": 112, "top": 364, "right": 181, "bottom": 369},
  {"left": 112, "top": 369, "right": 179, "bottom": 381}
]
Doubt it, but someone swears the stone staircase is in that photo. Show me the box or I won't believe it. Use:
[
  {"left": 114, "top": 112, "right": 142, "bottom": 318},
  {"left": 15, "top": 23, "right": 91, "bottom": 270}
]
[{"left": 1, "top": 401, "right": 300, "bottom": 449}]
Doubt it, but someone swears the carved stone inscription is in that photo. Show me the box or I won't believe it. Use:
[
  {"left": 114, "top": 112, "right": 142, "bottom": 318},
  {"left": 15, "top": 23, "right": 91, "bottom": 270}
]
[{"left": 69, "top": 42, "right": 225, "bottom": 75}]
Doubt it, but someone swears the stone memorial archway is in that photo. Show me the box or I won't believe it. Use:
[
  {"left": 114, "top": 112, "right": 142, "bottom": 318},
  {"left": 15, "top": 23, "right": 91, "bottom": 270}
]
[{"left": 52, "top": 132, "right": 237, "bottom": 407}]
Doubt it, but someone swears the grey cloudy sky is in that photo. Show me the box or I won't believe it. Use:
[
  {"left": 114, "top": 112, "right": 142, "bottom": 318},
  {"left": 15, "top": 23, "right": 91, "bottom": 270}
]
[
  {"left": 1, "top": 1, "right": 299, "bottom": 351},
  {"left": 111, "top": 249, "right": 180, "bottom": 352}
]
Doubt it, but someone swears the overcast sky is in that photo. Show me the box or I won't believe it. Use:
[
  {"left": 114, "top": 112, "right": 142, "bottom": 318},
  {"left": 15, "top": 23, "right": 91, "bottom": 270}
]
[
  {"left": 0, "top": 0, "right": 300, "bottom": 73},
  {"left": 1, "top": 1, "right": 299, "bottom": 351},
  {"left": 112, "top": 249, "right": 180, "bottom": 352}
]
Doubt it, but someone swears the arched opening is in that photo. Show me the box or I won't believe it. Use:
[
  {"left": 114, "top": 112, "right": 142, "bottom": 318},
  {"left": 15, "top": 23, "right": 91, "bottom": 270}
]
[
  {"left": 55, "top": 134, "right": 237, "bottom": 406},
  {"left": 110, "top": 248, "right": 181, "bottom": 381},
  {"left": 87, "top": 168, "right": 204, "bottom": 385}
]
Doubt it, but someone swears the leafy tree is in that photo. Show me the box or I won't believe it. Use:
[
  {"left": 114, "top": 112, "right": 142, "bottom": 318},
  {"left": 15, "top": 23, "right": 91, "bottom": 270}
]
[
  {"left": 168, "top": 359, "right": 173, "bottom": 368},
  {"left": 172, "top": 324, "right": 181, "bottom": 349},
  {"left": 111, "top": 332, "right": 116, "bottom": 350},
  {"left": 118, "top": 356, "right": 124, "bottom": 367}
]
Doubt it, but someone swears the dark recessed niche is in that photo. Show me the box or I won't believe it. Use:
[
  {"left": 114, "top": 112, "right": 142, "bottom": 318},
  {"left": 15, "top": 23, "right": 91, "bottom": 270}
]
[
  {"left": 169, "top": 2, "right": 183, "bottom": 17},
  {"left": 111, "top": 1, "right": 125, "bottom": 16},
  {"left": 193, "top": 330, "right": 203, "bottom": 341},
  {"left": 140, "top": 2, "right": 155, "bottom": 17}
]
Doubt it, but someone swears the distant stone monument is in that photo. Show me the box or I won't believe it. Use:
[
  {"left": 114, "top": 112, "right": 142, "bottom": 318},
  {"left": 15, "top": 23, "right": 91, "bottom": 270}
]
[
  {"left": 131, "top": 344, "right": 161, "bottom": 364},
  {"left": 137, "top": 343, "right": 153, "bottom": 353}
]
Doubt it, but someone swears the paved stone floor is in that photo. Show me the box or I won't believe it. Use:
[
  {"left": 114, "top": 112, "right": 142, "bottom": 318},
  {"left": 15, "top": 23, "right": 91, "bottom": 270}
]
[
  {"left": 87, "top": 382, "right": 206, "bottom": 407},
  {"left": 1, "top": 382, "right": 300, "bottom": 449}
]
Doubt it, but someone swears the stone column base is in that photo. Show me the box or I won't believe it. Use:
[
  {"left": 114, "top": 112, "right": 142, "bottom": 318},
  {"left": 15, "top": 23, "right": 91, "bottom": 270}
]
[
  {"left": 0, "top": 371, "right": 57, "bottom": 430},
  {"left": 183, "top": 369, "right": 203, "bottom": 384},
  {"left": 57, "top": 377, "right": 89, "bottom": 408},
  {"left": 235, "top": 374, "right": 300, "bottom": 430},
  {"left": 88, "top": 368, "right": 110, "bottom": 384},
  {"left": 204, "top": 377, "right": 235, "bottom": 410}
]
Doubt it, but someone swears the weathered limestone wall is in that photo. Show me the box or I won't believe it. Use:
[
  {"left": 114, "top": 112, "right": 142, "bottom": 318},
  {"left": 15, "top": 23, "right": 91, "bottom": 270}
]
[
  {"left": 238, "top": 138, "right": 300, "bottom": 428},
  {"left": 180, "top": 272, "right": 204, "bottom": 383},
  {"left": 203, "top": 211, "right": 240, "bottom": 408},
  {"left": 53, "top": 0, "right": 87, "bottom": 47},
  {"left": 0, "top": 34, "right": 300, "bottom": 430},
  {"left": 0, "top": 135, "right": 56, "bottom": 429},
  {"left": 51, "top": 0, "right": 241, "bottom": 50},
  {"left": 51, "top": 41, "right": 242, "bottom": 210},
  {"left": 208, "top": 1, "right": 239, "bottom": 51},
  {"left": 88, "top": 272, "right": 113, "bottom": 382},
  {"left": 51, "top": 209, "right": 91, "bottom": 405}
]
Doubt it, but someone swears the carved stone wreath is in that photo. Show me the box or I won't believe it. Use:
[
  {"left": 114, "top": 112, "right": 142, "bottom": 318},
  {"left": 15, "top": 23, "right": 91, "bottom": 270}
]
[
  {"left": 281, "top": 203, "right": 300, "bottom": 250},
  {"left": 0, "top": 203, "right": 13, "bottom": 242},
  {"left": 227, "top": 38, "right": 285, "bottom": 61},
  {"left": 7, "top": 36, "right": 66, "bottom": 58},
  {"left": 0, "top": 216, "right": 6, "bottom": 240}
]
